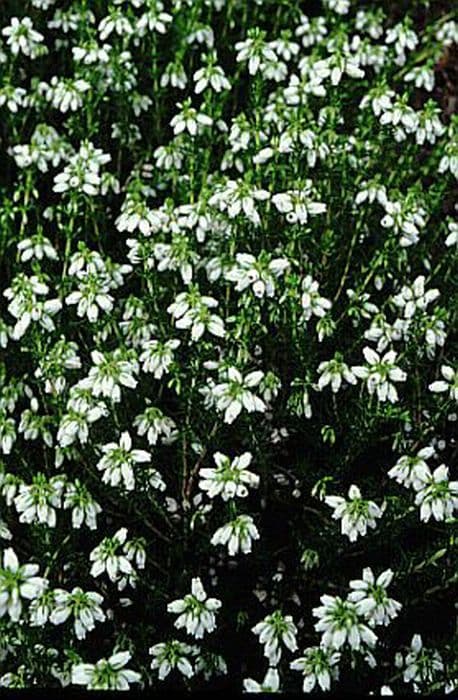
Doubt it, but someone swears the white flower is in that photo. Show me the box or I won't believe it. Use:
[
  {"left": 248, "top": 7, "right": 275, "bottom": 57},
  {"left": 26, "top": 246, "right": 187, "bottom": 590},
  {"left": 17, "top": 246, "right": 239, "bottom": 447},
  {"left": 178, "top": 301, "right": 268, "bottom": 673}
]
[
  {"left": 72, "top": 41, "right": 111, "bottom": 65},
  {"left": 295, "top": 15, "right": 328, "bottom": 48},
  {"left": 272, "top": 186, "right": 326, "bottom": 225},
  {"left": 355, "top": 10, "right": 385, "bottom": 39},
  {"left": 445, "top": 221, "right": 458, "bottom": 247},
  {"left": 167, "top": 290, "right": 225, "bottom": 341},
  {"left": 2, "top": 17, "right": 44, "bottom": 58},
  {"left": 211, "top": 513, "right": 260, "bottom": 555},
  {"left": 116, "top": 197, "right": 158, "bottom": 235},
  {"left": 98, "top": 12, "right": 133, "bottom": 41},
  {"left": 380, "top": 198, "right": 426, "bottom": 247},
  {"left": 53, "top": 141, "right": 111, "bottom": 196},
  {"left": 41, "top": 76, "right": 90, "bottom": 113},
  {"left": 167, "top": 578, "right": 221, "bottom": 639},
  {"left": 170, "top": 100, "right": 213, "bottom": 136},
  {"left": 96, "top": 431, "right": 151, "bottom": 491},
  {"left": 50, "top": 587, "right": 106, "bottom": 640},
  {"left": 316, "top": 355, "right": 357, "bottom": 393},
  {"left": 442, "top": 137, "right": 458, "bottom": 177},
  {"left": 4, "top": 273, "right": 62, "bottom": 340},
  {"left": 139, "top": 339, "right": 180, "bottom": 379},
  {"left": 352, "top": 348, "right": 406, "bottom": 403},
  {"left": 29, "top": 588, "right": 56, "bottom": 627},
  {"left": 290, "top": 647, "right": 340, "bottom": 692},
  {"left": 243, "top": 667, "right": 280, "bottom": 693},
  {"left": 160, "top": 60, "right": 188, "bottom": 90},
  {"left": 0, "top": 84, "right": 28, "bottom": 113},
  {"left": 206, "top": 367, "right": 266, "bottom": 424},
  {"left": 193, "top": 55, "right": 230, "bottom": 93},
  {"left": 399, "top": 634, "right": 444, "bottom": 685},
  {"left": 0, "top": 519, "right": 11, "bottom": 541},
  {"left": 324, "top": 485, "right": 384, "bottom": 542},
  {"left": 57, "top": 394, "right": 108, "bottom": 448},
  {"left": 224, "top": 253, "right": 289, "bottom": 298},
  {"left": 429, "top": 365, "right": 458, "bottom": 402},
  {"left": 355, "top": 180, "right": 388, "bottom": 207},
  {"left": 63, "top": 479, "right": 102, "bottom": 530},
  {"left": 124, "top": 538, "right": 146, "bottom": 572},
  {"left": 235, "top": 29, "right": 276, "bottom": 75},
  {"left": 392, "top": 276, "right": 439, "bottom": 319},
  {"left": 347, "top": 568, "right": 402, "bottom": 627},
  {"left": 385, "top": 21, "right": 418, "bottom": 68},
  {"left": 405, "top": 65, "right": 435, "bottom": 92},
  {"left": 65, "top": 278, "right": 114, "bottom": 323},
  {"left": 150, "top": 640, "right": 198, "bottom": 680},
  {"left": 153, "top": 237, "right": 198, "bottom": 284},
  {"left": 379, "top": 685, "right": 394, "bottom": 695},
  {"left": 133, "top": 406, "right": 177, "bottom": 446},
  {"left": 17, "top": 235, "right": 58, "bottom": 262},
  {"left": 34, "top": 337, "right": 81, "bottom": 395},
  {"left": 0, "top": 547, "right": 47, "bottom": 622},
  {"left": 86, "top": 350, "right": 138, "bottom": 403},
  {"left": 424, "top": 316, "right": 446, "bottom": 359},
  {"left": 324, "top": 0, "right": 350, "bottom": 15},
  {"left": 208, "top": 179, "right": 270, "bottom": 227},
  {"left": 252, "top": 610, "right": 298, "bottom": 665},
  {"left": 387, "top": 446, "right": 434, "bottom": 489},
  {"left": 301, "top": 275, "right": 332, "bottom": 321},
  {"left": 199, "top": 452, "right": 259, "bottom": 500},
  {"left": 72, "top": 650, "right": 140, "bottom": 690},
  {"left": 414, "top": 102, "right": 445, "bottom": 145},
  {"left": 364, "top": 315, "right": 406, "bottom": 354},
  {"left": 436, "top": 20, "right": 458, "bottom": 45},
  {"left": 11, "top": 123, "right": 67, "bottom": 171},
  {"left": 312, "top": 594, "right": 378, "bottom": 651},
  {"left": 0, "top": 410, "right": 16, "bottom": 454},
  {"left": 253, "top": 132, "right": 293, "bottom": 165},
  {"left": 14, "top": 474, "right": 65, "bottom": 527},
  {"left": 413, "top": 464, "right": 458, "bottom": 522},
  {"left": 89, "top": 528, "right": 133, "bottom": 583},
  {"left": 137, "top": 7, "right": 172, "bottom": 35}
]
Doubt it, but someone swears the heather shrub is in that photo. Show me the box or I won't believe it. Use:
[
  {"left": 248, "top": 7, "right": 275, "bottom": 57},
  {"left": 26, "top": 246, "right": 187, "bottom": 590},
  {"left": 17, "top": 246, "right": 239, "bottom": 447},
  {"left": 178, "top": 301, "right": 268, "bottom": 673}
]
[{"left": 0, "top": 0, "right": 457, "bottom": 693}]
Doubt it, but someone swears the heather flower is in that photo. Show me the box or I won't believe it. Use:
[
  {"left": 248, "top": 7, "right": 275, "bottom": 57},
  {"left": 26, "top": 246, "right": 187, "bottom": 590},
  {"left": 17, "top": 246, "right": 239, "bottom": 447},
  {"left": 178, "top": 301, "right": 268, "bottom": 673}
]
[
  {"left": 429, "top": 365, "right": 458, "bottom": 402},
  {"left": 347, "top": 568, "right": 402, "bottom": 626},
  {"left": 352, "top": 348, "right": 407, "bottom": 403},
  {"left": 199, "top": 452, "right": 259, "bottom": 500},
  {"left": 413, "top": 465, "right": 458, "bottom": 522},
  {"left": 150, "top": 640, "right": 198, "bottom": 680},
  {"left": 167, "top": 578, "right": 221, "bottom": 639},
  {"left": 211, "top": 515, "right": 260, "bottom": 556},
  {"left": 72, "top": 651, "right": 140, "bottom": 690},
  {"left": 325, "top": 485, "right": 384, "bottom": 541},
  {"left": 290, "top": 647, "right": 340, "bottom": 692},
  {"left": 312, "top": 595, "right": 378, "bottom": 651},
  {"left": 0, "top": 548, "right": 47, "bottom": 622},
  {"left": 243, "top": 668, "right": 280, "bottom": 693},
  {"left": 50, "top": 587, "right": 106, "bottom": 640},
  {"left": 252, "top": 610, "right": 298, "bottom": 665},
  {"left": 96, "top": 431, "right": 151, "bottom": 491}
]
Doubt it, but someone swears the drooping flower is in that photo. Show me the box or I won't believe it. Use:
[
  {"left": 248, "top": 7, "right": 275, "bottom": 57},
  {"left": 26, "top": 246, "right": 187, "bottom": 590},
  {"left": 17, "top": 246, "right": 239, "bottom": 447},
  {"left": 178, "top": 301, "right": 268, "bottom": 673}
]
[
  {"left": 324, "top": 485, "right": 384, "bottom": 541},
  {"left": 167, "top": 578, "right": 221, "bottom": 639},
  {"left": 243, "top": 667, "right": 280, "bottom": 693},
  {"left": 199, "top": 452, "right": 259, "bottom": 500},
  {"left": 347, "top": 568, "right": 402, "bottom": 627},
  {"left": 210, "top": 515, "right": 260, "bottom": 556},
  {"left": 252, "top": 610, "right": 298, "bottom": 665},
  {"left": 72, "top": 651, "right": 141, "bottom": 690},
  {"left": 290, "top": 647, "right": 340, "bottom": 692},
  {"left": 0, "top": 547, "right": 47, "bottom": 622}
]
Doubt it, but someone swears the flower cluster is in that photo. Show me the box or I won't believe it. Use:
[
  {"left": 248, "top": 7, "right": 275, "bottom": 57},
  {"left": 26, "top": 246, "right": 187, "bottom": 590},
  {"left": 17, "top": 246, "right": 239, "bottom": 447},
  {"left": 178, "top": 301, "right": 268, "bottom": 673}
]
[{"left": 0, "top": 0, "right": 455, "bottom": 693}]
